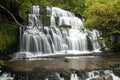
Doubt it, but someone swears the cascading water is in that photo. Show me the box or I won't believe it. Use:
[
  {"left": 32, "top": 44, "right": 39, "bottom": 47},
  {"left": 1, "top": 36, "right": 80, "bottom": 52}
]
[
  {"left": 70, "top": 73, "right": 79, "bottom": 80},
  {"left": 0, "top": 72, "right": 14, "bottom": 80},
  {"left": 14, "top": 5, "right": 104, "bottom": 59},
  {"left": 1, "top": 70, "right": 120, "bottom": 80},
  {"left": 86, "top": 70, "right": 120, "bottom": 80}
]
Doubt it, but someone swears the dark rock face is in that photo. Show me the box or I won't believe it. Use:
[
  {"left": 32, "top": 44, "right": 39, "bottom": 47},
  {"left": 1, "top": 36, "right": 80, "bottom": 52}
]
[
  {"left": 14, "top": 68, "right": 70, "bottom": 80},
  {"left": 14, "top": 68, "right": 57, "bottom": 80}
]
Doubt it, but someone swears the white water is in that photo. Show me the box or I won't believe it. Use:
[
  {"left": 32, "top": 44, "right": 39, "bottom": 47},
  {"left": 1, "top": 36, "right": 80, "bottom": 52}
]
[
  {"left": 45, "top": 70, "right": 120, "bottom": 80},
  {"left": 0, "top": 72, "right": 14, "bottom": 80},
  {"left": 86, "top": 70, "right": 120, "bottom": 80},
  {"left": 0, "top": 70, "right": 120, "bottom": 80},
  {"left": 70, "top": 73, "right": 79, "bottom": 80},
  {"left": 14, "top": 5, "right": 104, "bottom": 59}
]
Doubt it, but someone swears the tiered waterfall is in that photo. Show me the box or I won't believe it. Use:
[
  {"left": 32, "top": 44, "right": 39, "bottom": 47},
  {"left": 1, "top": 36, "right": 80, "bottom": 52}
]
[{"left": 14, "top": 5, "right": 104, "bottom": 59}]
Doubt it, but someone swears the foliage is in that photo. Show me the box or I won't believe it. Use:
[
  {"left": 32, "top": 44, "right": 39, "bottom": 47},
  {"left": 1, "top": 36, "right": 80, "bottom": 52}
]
[
  {"left": 0, "top": 14, "right": 18, "bottom": 53},
  {"left": 84, "top": 0, "right": 120, "bottom": 51},
  {"left": 0, "top": 0, "right": 86, "bottom": 21},
  {"left": 19, "top": 0, "right": 32, "bottom": 20},
  {"left": 0, "top": 60, "right": 4, "bottom": 67},
  {"left": 85, "top": 0, "right": 112, "bottom": 7},
  {"left": 0, "top": 0, "right": 26, "bottom": 25},
  {"left": 85, "top": 0, "right": 120, "bottom": 34}
]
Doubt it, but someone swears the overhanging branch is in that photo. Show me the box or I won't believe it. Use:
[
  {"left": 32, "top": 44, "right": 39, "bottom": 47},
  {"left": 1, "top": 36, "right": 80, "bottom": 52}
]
[{"left": 0, "top": 4, "right": 20, "bottom": 25}]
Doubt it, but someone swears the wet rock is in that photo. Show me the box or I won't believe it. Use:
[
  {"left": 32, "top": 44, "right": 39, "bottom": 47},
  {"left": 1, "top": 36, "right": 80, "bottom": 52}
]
[
  {"left": 91, "top": 75, "right": 113, "bottom": 80},
  {"left": 14, "top": 68, "right": 71, "bottom": 80},
  {"left": 14, "top": 68, "right": 57, "bottom": 80}
]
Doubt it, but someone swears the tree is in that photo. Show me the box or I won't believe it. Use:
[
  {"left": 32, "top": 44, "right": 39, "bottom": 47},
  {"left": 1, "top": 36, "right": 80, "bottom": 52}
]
[
  {"left": 0, "top": 0, "right": 26, "bottom": 25},
  {"left": 84, "top": 0, "right": 120, "bottom": 52}
]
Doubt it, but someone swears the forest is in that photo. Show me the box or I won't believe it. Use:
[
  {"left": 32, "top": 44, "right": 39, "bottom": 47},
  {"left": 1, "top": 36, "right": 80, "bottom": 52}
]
[{"left": 0, "top": 0, "right": 120, "bottom": 60}]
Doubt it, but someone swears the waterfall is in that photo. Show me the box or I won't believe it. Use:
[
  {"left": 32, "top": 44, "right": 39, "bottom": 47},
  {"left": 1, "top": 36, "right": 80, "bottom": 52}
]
[
  {"left": 70, "top": 73, "right": 79, "bottom": 80},
  {"left": 86, "top": 70, "right": 120, "bottom": 80},
  {"left": 55, "top": 73, "right": 65, "bottom": 80},
  {"left": 0, "top": 72, "right": 14, "bottom": 80},
  {"left": 0, "top": 70, "right": 120, "bottom": 80},
  {"left": 14, "top": 5, "right": 103, "bottom": 59}
]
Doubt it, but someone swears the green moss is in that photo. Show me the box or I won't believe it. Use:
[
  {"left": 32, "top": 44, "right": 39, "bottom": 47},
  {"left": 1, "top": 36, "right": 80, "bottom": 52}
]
[
  {"left": 0, "top": 25, "right": 18, "bottom": 52},
  {"left": 44, "top": 16, "right": 50, "bottom": 26},
  {"left": 19, "top": 0, "right": 32, "bottom": 20},
  {"left": 0, "top": 60, "right": 4, "bottom": 67}
]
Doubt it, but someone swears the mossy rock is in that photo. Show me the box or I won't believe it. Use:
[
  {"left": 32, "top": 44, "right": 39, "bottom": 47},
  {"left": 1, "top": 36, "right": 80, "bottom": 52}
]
[
  {"left": 64, "top": 58, "right": 69, "bottom": 62},
  {"left": 59, "top": 25, "right": 71, "bottom": 29},
  {"left": 43, "top": 16, "right": 50, "bottom": 26},
  {"left": 0, "top": 60, "right": 4, "bottom": 68},
  {"left": 113, "top": 69, "right": 120, "bottom": 76}
]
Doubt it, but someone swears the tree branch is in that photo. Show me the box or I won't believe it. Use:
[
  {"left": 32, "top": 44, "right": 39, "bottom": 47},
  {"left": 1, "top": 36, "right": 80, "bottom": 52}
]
[{"left": 0, "top": 4, "right": 20, "bottom": 25}]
